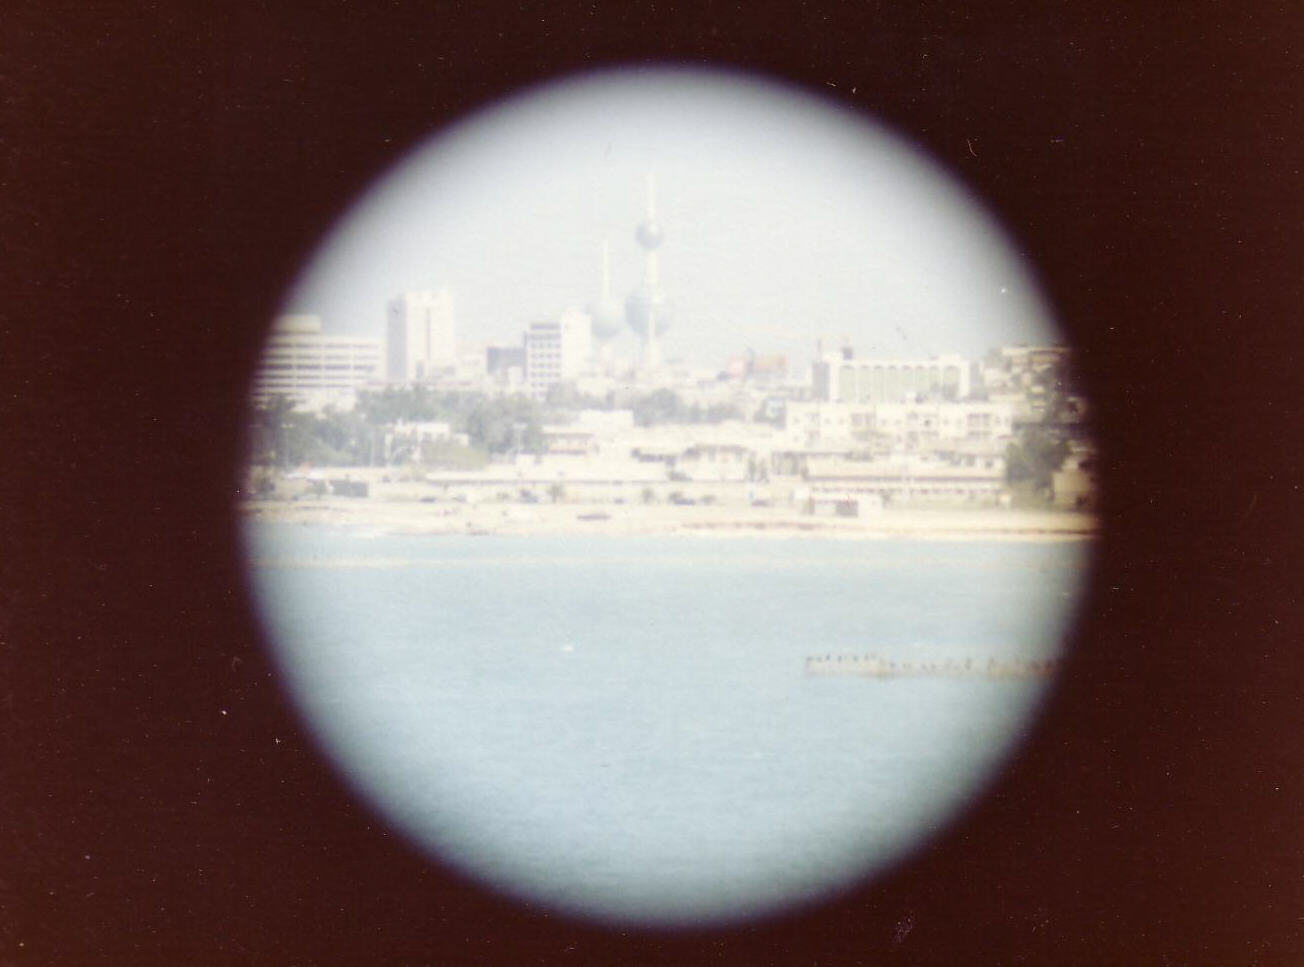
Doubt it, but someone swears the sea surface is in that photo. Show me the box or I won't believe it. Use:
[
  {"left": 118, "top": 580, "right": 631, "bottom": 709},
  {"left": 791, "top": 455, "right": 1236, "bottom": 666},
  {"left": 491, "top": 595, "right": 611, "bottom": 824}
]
[{"left": 244, "top": 522, "right": 1090, "bottom": 926}]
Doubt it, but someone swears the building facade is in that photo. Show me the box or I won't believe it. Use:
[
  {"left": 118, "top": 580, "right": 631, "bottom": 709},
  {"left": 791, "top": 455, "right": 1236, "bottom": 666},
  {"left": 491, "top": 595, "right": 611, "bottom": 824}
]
[
  {"left": 252, "top": 314, "right": 381, "bottom": 406},
  {"left": 524, "top": 308, "right": 592, "bottom": 398},
  {"left": 802, "top": 452, "right": 1008, "bottom": 504},
  {"left": 386, "top": 288, "right": 456, "bottom": 382},
  {"left": 813, "top": 350, "right": 971, "bottom": 403},
  {"left": 784, "top": 399, "right": 1020, "bottom": 452}
]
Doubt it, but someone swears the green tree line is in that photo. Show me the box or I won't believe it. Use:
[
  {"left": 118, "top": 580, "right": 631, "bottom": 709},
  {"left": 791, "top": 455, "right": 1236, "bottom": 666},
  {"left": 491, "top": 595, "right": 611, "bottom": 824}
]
[
  {"left": 248, "top": 388, "right": 546, "bottom": 468},
  {"left": 1003, "top": 359, "right": 1080, "bottom": 494},
  {"left": 541, "top": 383, "right": 745, "bottom": 426}
]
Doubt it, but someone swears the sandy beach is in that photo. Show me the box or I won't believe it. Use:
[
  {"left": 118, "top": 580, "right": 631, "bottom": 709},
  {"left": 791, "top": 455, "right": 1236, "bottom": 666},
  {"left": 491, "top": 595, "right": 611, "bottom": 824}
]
[{"left": 238, "top": 496, "right": 1099, "bottom": 541}]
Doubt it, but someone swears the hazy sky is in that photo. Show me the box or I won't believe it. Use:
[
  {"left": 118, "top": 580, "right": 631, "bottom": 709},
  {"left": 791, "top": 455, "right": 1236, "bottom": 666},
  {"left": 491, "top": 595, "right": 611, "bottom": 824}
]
[{"left": 283, "top": 66, "right": 1061, "bottom": 371}]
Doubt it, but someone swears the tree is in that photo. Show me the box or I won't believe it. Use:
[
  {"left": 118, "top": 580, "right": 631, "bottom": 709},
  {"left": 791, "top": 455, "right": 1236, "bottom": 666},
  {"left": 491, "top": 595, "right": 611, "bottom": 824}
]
[
  {"left": 463, "top": 394, "right": 543, "bottom": 454},
  {"left": 248, "top": 394, "right": 297, "bottom": 467},
  {"left": 632, "top": 388, "right": 683, "bottom": 426},
  {"left": 629, "top": 390, "right": 743, "bottom": 427},
  {"left": 1005, "top": 425, "right": 1070, "bottom": 490}
]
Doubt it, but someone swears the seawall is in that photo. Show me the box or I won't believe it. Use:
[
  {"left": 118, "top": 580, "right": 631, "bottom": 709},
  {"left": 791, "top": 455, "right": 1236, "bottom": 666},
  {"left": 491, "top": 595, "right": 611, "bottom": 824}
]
[{"left": 804, "top": 654, "right": 1060, "bottom": 679}]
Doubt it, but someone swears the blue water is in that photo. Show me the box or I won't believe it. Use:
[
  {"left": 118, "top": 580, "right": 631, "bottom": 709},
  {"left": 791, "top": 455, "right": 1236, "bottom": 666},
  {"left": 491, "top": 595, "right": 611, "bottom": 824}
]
[{"left": 245, "top": 524, "right": 1089, "bottom": 926}]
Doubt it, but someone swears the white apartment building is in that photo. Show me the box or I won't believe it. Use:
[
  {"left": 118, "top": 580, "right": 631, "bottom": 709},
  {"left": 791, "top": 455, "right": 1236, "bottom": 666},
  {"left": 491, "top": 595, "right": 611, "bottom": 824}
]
[
  {"left": 524, "top": 308, "right": 592, "bottom": 398},
  {"left": 812, "top": 351, "right": 971, "bottom": 403},
  {"left": 387, "top": 288, "right": 456, "bottom": 382},
  {"left": 802, "top": 451, "right": 1008, "bottom": 504},
  {"left": 785, "top": 400, "right": 1020, "bottom": 452},
  {"left": 252, "top": 314, "right": 381, "bottom": 406}
]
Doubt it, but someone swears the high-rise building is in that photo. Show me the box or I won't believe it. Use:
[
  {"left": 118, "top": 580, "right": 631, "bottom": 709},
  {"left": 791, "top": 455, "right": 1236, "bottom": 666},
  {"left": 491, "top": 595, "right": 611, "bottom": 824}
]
[
  {"left": 386, "top": 288, "right": 456, "bottom": 382},
  {"left": 524, "top": 308, "right": 593, "bottom": 397},
  {"left": 252, "top": 314, "right": 381, "bottom": 406}
]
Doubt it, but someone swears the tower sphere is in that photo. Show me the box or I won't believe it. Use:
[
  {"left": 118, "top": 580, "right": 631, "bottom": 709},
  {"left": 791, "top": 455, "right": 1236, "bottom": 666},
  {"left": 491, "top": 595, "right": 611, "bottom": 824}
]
[
  {"left": 635, "top": 219, "right": 664, "bottom": 250},
  {"left": 625, "top": 285, "right": 673, "bottom": 337},
  {"left": 588, "top": 298, "right": 624, "bottom": 341}
]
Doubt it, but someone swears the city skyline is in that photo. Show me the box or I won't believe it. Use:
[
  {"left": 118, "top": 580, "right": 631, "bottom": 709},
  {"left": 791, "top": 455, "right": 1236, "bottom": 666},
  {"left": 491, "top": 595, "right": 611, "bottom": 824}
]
[{"left": 278, "top": 67, "right": 1063, "bottom": 373}]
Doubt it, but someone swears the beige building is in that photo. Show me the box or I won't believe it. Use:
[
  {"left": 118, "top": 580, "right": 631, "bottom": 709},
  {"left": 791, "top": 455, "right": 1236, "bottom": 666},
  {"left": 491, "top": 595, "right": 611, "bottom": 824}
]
[
  {"left": 252, "top": 314, "right": 381, "bottom": 407},
  {"left": 813, "top": 350, "right": 971, "bottom": 403}
]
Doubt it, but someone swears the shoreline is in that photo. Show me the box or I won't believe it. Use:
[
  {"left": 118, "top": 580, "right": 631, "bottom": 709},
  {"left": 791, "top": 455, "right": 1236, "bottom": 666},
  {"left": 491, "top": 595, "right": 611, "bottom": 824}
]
[{"left": 238, "top": 497, "right": 1099, "bottom": 542}]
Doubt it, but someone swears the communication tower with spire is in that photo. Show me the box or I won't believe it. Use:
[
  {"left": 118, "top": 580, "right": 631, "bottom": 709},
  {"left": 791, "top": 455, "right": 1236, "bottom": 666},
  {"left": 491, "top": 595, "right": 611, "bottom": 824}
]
[
  {"left": 587, "top": 238, "right": 623, "bottom": 367},
  {"left": 624, "top": 174, "right": 673, "bottom": 374}
]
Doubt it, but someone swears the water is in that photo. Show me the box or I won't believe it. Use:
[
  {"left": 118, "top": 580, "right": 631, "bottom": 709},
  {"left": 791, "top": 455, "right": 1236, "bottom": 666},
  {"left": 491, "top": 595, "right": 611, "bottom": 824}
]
[{"left": 245, "top": 523, "right": 1089, "bottom": 926}]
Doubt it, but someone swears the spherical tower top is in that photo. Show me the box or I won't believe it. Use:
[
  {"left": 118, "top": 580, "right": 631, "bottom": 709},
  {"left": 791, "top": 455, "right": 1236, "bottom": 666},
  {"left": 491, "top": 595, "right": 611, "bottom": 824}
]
[
  {"left": 626, "top": 173, "right": 672, "bottom": 350},
  {"left": 635, "top": 219, "right": 664, "bottom": 250}
]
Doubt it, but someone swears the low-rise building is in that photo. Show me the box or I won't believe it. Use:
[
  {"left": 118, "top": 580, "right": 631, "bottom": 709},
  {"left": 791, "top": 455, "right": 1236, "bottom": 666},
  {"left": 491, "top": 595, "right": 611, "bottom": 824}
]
[
  {"left": 812, "top": 349, "right": 972, "bottom": 403},
  {"left": 674, "top": 443, "right": 753, "bottom": 482},
  {"left": 803, "top": 452, "right": 1007, "bottom": 505},
  {"left": 784, "top": 400, "right": 1020, "bottom": 452}
]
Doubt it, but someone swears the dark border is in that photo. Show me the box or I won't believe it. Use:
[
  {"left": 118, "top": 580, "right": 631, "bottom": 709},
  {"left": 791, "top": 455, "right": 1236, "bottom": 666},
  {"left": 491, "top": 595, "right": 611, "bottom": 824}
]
[{"left": 5, "top": 3, "right": 1304, "bottom": 965}]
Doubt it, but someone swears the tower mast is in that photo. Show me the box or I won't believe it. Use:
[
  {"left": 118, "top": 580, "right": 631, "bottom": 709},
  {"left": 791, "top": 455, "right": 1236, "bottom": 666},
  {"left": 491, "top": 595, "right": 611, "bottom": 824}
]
[{"left": 626, "top": 172, "right": 670, "bottom": 376}]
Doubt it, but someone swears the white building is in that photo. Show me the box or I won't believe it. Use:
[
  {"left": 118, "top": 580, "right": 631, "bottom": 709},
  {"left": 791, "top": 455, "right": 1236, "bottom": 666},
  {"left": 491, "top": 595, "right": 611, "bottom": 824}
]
[
  {"left": 784, "top": 399, "right": 1020, "bottom": 452},
  {"left": 251, "top": 314, "right": 381, "bottom": 407},
  {"left": 387, "top": 288, "right": 456, "bottom": 382},
  {"left": 812, "top": 351, "right": 971, "bottom": 403},
  {"left": 803, "top": 452, "right": 1008, "bottom": 504},
  {"left": 524, "top": 308, "right": 593, "bottom": 398},
  {"left": 540, "top": 410, "right": 637, "bottom": 457}
]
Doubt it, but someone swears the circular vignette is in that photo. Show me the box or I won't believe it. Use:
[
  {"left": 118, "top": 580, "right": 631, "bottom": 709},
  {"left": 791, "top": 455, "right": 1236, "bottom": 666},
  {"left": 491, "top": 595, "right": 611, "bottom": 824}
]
[{"left": 240, "top": 64, "right": 1096, "bottom": 929}]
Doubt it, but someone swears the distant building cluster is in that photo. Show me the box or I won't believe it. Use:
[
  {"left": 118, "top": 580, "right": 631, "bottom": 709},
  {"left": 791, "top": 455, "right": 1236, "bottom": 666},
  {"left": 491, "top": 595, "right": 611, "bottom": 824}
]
[{"left": 250, "top": 178, "right": 1094, "bottom": 511}]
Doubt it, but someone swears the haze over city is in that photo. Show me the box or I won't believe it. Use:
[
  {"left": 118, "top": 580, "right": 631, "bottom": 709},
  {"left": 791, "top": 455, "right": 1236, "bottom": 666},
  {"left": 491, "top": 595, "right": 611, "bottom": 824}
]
[{"left": 281, "top": 67, "right": 1060, "bottom": 372}]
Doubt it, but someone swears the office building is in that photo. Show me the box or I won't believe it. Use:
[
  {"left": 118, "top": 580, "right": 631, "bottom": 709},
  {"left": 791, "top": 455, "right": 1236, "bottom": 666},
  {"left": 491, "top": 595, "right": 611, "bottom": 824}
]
[
  {"left": 251, "top": 314, "right": 381, "bottom": 406},
  {"left": 386, "top": 288, "right": 456, "bottom": 382},
  {"left": 524, "top": 308, "right": 592, "bottom": 398},
  {"left": 812, "top": 349, "right": 971, "bottom": 403}
]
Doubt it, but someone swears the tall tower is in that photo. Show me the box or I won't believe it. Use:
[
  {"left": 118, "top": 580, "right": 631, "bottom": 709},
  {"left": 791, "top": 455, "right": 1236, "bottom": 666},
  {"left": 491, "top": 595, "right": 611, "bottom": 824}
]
[
  {"left": 587, "top": 238, "right": 623, "bottom": 363},
  {"left": 625, "top": 174, "right": 672, "bottom": 373}
]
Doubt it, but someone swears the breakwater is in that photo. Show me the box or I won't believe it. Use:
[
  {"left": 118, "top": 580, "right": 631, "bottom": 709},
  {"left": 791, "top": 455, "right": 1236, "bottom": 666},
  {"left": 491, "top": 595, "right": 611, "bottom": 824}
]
[{"left": 804, "top": 654, "right": 1060, "bottom": 679}]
